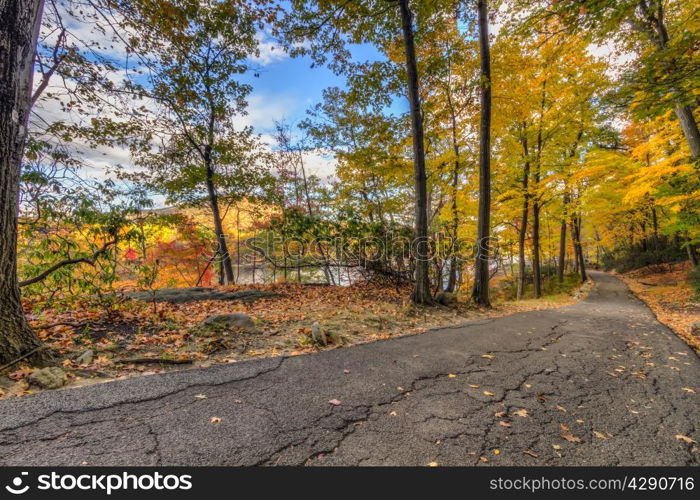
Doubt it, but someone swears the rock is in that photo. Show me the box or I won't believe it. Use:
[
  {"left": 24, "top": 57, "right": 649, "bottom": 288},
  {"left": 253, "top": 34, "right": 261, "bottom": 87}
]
[
  {"left": 201, "top": 313, "right": 258, "bottom": 333},
  {"left": 436, "top": 291, "right": 457, "bottom": 306},
  {"left": 311, "top": 322, "right": 327, "bottom": 346},
  {"left": 127, "top": 287, "right": 278, "bottom": 304},
  {"left": 74, "top": 349, "right": 94, "bottom": 366},
  {"left": 27, "top": 367, "right": 67, "bottom": 390},
  {"left": 692, "top": 322, "right": 700, "bottom": 338}
]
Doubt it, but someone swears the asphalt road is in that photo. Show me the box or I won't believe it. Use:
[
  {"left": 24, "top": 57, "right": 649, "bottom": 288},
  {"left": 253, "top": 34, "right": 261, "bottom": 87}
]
[{"left": 0, "top": 271, "right": 698, "bottom": 466}]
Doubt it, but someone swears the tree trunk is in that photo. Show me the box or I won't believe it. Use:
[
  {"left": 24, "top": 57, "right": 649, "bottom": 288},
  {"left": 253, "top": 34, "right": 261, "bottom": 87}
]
[
  {"left": 204, "top": 154, "right": 235, "bottom": 285},
  {"left": 399, "top": 0, "right": 432, "bottom": 305},
  {"left": 557, "top": 218, "right": 566, "bottom": 283},
  {"left": 572, "top": 217, "right": 587, "bottom": 282},
  {"left": 0, "top": 0, "right": 51, "bottom": 365},
  {"left": 471, "top": 0, "right": 492, "bottom": 307},
  {"left": 675, "top": 104, "right": 700, "bottom": 159},
  {"left": 516, "top": 133, "right": 530, "bottom": 300},
  {"left": 532, "top": 199, "right": 542, "bottom": 298}
]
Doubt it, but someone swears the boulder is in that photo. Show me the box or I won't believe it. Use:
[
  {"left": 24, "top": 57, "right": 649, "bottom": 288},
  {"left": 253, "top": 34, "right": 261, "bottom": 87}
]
[
  {"left": 74, "top": 349, "right": 94, "bottom": 366},
  {"left": 27, "top": 367, "right": 67, "bottom": 390},
  {"left": 201, "top": 313, "right": 258, "bottom": 333},
  {"left": 127, "top": 288, "right": 278, "bottom": 304}
]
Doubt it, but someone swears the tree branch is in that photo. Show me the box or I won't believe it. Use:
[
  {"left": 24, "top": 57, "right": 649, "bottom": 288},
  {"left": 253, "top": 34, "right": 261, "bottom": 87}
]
[{"left": 19, "top": 239, "right": 118, "bottom": 287}]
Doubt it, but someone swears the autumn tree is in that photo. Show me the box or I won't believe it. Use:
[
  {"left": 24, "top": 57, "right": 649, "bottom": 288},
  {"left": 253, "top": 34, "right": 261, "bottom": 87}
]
[{"left": 111, "top": 0, "right": 274, "bottom": 285}]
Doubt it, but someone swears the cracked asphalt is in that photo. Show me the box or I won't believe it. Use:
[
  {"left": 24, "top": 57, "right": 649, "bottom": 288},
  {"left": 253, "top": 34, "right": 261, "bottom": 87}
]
[{"left": 0, "top": 271, "right": 698, "bottom": 466}]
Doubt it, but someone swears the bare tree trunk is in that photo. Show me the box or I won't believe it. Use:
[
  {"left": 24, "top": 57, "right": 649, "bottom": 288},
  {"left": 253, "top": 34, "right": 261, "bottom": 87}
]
[
  {"left": 471, "top": 0, "right": 492, "bottom": 307},
  {"left": 204, "top": 154, "right": 234, "bottom": 285},
  {"left": 572, "top": 216, "right": 587, "bottom": 282},
  {"left": 557, "top": 218, "right": 567, "bottom": 283},
  {"left": 0, "top": 0, "right": 52, "bottom": 365},
  {"left": 399, "top": 0, "right": 432, "bottom": 305},
  {"left": 517, "top": 133, "right": 530, "bottom": 300}
]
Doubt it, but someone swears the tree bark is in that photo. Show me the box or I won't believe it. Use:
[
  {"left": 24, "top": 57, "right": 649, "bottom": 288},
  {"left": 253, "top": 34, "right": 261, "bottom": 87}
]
[
  {"left": 398, "top": 0, "right": 432, "bottom": 305},
  {"left": 0, "top": 0, "right": 51, "bottom": 365},
  {"left": 557, "top": 218, "right": 567, "bottom": 283},
  {"left": 445, "top": 89, "right": 461, "bottom": 293},
  {"left": 471, "top": 0, "right": 492, "bottom": 307},
  {"left": 203, "top": 150, "right": 235, "bottom": 285},
  {"left": 571, "top": 216, "right": 587, "bottom": 282},
  {"left": 516, "top": 132, "right": 530, "bottom": 300}
]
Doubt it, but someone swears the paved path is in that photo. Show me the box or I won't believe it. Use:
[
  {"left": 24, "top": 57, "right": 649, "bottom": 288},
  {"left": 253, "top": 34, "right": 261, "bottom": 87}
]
[{"left": 0, "top": 272, "right": 698, "bottom": 466}]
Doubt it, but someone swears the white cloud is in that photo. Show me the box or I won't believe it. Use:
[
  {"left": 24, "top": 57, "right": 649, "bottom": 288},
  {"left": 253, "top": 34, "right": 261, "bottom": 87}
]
[{"left": 249, "top": 32, "right": 289, "bottom": 66}]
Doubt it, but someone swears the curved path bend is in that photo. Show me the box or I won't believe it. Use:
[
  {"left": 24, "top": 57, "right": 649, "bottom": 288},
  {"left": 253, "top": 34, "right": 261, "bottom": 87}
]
[{"left": 0, "top": 272, "right": 698, "bottom": 466}]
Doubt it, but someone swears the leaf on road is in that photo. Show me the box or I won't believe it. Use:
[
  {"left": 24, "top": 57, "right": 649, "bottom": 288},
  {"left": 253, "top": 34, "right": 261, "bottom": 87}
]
[
  {"left": 523, "top": 449, "right": 538, "bottom": 458},
  {"left": 676, "top": 434, "right": 697, "bottom": 444},
  {"left": 499, "top": 421, "right": 512, "bottom": 428},
  {"left": 389, "top": 410, "right": 397, "bottom": 416},
  {"left": 483, "top": 391, "right": 495, "bottom": 396},
  {"left": 210, "top": 417, "right": 221, "bottom": 424},
  {"left": 481, "top": 354, "right": 494, "bottom": 359},
  {"left": 427, "top": 462, "right": 439, "bottom": 467},
  {"left": 494, "top": 411, "right": 506, "bottom": 418},
  {"left": 448, "top": 373, "right": 457, "bottom": 378},
  {"left": 560, "top": 433, "right": 582, "bottom": 443},
  {"left": 552, "top": 444, "right": 562, "bottom": 450},
  {"left": 328, "top": 399, "right": 342, "bottom": 406},
  {"left": 343, "top": 369, "right": 351, "bottom": 374},
  {"left": 555, "top": 405, "right": 567, "bottom": 413},
  {"left": 469, "top": 384, "right": 480, "bottom": 389},
  {"left": 560, "top": 424, "right": 570, "bottom": 431},
  {"left": 681, "top": 387, "right": 696, "bottom": 394},
  {"left": 593, "top": 431, "right": 608, "bottom": 440},
  {"left": 479, "top": 456, "right": 489, "bottom": 463},
  {"left": 194, "top": 394, "right": 207, "bottom": 399},
  {"left": 512, "top": 409, "right": 529, "bottom": 418},
  {"left": 493, "top": 449, "right": 500, "bottom": 455}
]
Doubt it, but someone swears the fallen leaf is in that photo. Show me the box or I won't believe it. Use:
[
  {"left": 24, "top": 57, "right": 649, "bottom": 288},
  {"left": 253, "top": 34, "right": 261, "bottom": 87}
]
[
  {"left": 194, "top": 394, "right": 207, "bottom": 399},
  {"left": 427, "top": 462, "right": 439, "bottom": 467},
  {"left": 389, "top": 410, "right": 397, "bottom": 416},
  {"left": 560, "top": 424, "right": 570, "bottom": 431},
  {"left": 328, "top": 399, "right": 342, "bottom": 406},
  {"left": 448, "top": 373, "right": 457, "bottom": 378},
  {"left": 499, "top": 421, "right": 512, "bottom": 428},
  {"left": 210, "top": 417, "right": 221, "bottom": 424},
  {"left": 343, "top": 369, "right": 351, "bottom": 374},
  {"left": 469, "top": 384, "right": 480, "bottom": 389},
  {"left": 512, "top": 409, "right": 529, "bottom": 418},
  {"left": 575, "top": 419, "right": 584, "bottom": 424},
  {"left": 483, "top": 391, "right": 494, "bottom": 397},
  {"left": 482, "top": 354, "right": 494, "bottom": 359},
  {"left": 552, "top": 444, "right": 562, "bottom": 450},
  {"left": 593, "top": 431, "right": 608, "bottom": 440},
  {"left": 676, "top": 434, "right": 697, "bottom": 444},
  {"left": 479, "top": 456, "right": 489, "bottom": 463},
  {"left": 523, "top": 449, "right": 538, "bottom": 458},
  {"left": 494, "top": 411, "right": 506, "bottom": 418},
  {"left": 682, "top": 387, "right": 696, "bottom": 394},
  {"left": 493, "top": 449, "right": 500, "bottom": 455},
  {"left": 560, "top": 433, "right": 582, "bottom": 443},
  {"left": 555, "top": 405, "right": 567, "bottom": 413}
]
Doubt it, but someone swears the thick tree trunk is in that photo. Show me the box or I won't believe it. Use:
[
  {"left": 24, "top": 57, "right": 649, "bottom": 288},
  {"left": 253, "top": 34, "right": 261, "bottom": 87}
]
[
  {"left": 204, "top": 155, "right": 235, "bottom": 285},
  {"left": 399, "top": 0, "right": 432, "bottom": 305},
  {"left": 471, "top": 0, "right": 492, "bottom": 307},
  {"left": 0, "top": 0, "right": 51, "bottom": 365},
  {"left": 675, "top": 105, "right": 700, "bottom": 159}
]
